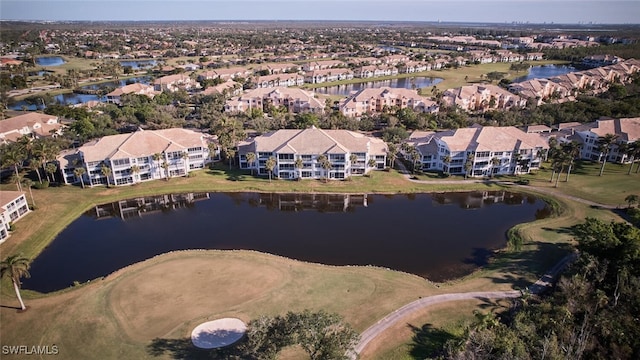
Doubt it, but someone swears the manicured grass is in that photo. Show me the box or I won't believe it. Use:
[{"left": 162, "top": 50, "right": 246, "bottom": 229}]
[
  {"left": 0, "top": 161, "right": 630, "bottom": 360},
  {"left": 501, "top": 160, "right": 640, "bottom": 206}
]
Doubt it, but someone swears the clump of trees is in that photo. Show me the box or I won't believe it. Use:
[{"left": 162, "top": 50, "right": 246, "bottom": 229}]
[{"left": 432, "top": 218, "right": 640, "bottom": 360}]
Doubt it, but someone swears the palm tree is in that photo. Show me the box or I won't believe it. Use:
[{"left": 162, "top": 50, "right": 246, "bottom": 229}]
[
  {"left": 490, "top": 157, "right": 500, "bottom": 178},
  {"left": 562, "top": 141, "right": 581, "bottom": 182},
  {"left": 368, "top": 158, "right": 377, "bottom": 175},
  {"left": 152, "top": 152, "right": 162, "bottom": 176},
  {"left": 1, "top": 254, "right": 31, "bottom": 311},
  {"left": 130, "top": 165, "right": 140, "bottom": 183},
  {"left": 317, "top": 154, "right": 330, "bottom": 182},
  {"left": 442, "top": 155, "right": 451, "bottom": 174},
  {"left": 181, "top": 152, "right": 189, "bottom": 176},
  {"left": 625, "top": 194, "right": 638, "bottom": 208},
  {"left": 387, "top": 143, "right": 398, "bottom": 169},
  {"left": 265, "top": 156, "right": 276, "bottom": 182},
  {"left": 32, "top": 139, "right": 59, "bottom": 184},
  {"left": 74, "top": 167, "right": 86, "bottom": 188},
  {"left": 1, "top": 143, "right": 26, "bottom": 191},
  {"left": 554, "top": 153, "right": 570, "bottom": 188},
  {"left": 623, "top": 141, "right": 639, "bottom": 175},
  {"left": 245, "top": 152, "right": 256, "bottom": 175},
  {"left": 464, "top": 153, "right": 474, "bottom": 179},
  {"left": 45, "top": 162, "right": 57, "bottom": 183},
  {"left": 161, "top": 162, "right": 170, "bottom": 180},
  {"left": 21, "top": 178, "right": 36, "bottom": 208},
  {"left": 597, "top": 134, "right": 619, "bottom": 176},
  {"left": 294, "top": 157, "right": 304, "bottom": 180},
  {"left": 100, "top": 163, "right": 112, "bottom": 187}
]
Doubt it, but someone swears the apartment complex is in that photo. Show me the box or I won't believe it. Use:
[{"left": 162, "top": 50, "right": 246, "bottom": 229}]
[
  {"left": 339, "top": 87, "right": 439, "bottom": 118},
  {"left": 238, "top": 126, "right": 387, "bottom": 180},
  {"left": 441, "top": 84, "right": 526, "bottom": 112},
  {"left": 69, "top": 128, "right": 211, "bottom": 186},
  {"left": 406, "top": 125, "right": 549, "bottom": 177},
  {"left": 224, "top": 87, "right": 325, "bottom": 114},
  {"left": 0, "top": 191, "right": 30, "bottom": 244},
  {"left": 105, "top": 83, "right": 158, "bottom": 105},
  {"left": 0, "top": 112, "right": 63, "bottom": 143},
  {"left": 571, "top": 117, "right": 640, "bottom": 162}
]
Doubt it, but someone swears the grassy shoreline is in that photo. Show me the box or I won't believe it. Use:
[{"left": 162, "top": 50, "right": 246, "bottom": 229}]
[{"left": 0, "top": 161, "right": 634, "bottom": 360}]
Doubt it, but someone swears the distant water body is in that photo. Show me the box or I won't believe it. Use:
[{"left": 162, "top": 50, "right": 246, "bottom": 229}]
[{"left": 513, "top": 64, "right": 576, "bottom": 83}]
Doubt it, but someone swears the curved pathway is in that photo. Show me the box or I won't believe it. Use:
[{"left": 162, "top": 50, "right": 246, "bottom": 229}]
[{"left": 351, "top": 253, "right": 577, "bottom": 358}]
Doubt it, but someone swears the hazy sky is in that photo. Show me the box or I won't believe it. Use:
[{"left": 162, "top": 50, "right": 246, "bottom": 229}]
[{"left": 1, "top": 0, "right": 638, "bottom": 24}]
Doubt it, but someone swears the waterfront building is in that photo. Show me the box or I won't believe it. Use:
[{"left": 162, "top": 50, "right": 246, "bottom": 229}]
[
  {"left": 66, "top": 128, "right": 212, "bottom": 187},
  {"left": 406, "top": 125, "right": 549, "bottom": 177},
  {"left": 238, "top": 126, "right": 387, "bottom": 180},
  {"left": 0, "top": 191, "right": 30, "bottom": 244}
]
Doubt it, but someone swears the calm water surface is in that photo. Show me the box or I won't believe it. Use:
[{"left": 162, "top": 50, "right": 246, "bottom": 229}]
[
  {"left": 23, "top": 191, "right": 549, "bottom": 293},
  {"left": 35, "top": 56, "right": 66, "bottom": 66},
  {"left": 314, "top": 77, "right": 443, "bottom": 96},
  {"left": 513, "top": 64, "right": 577, "bottom": 83}
]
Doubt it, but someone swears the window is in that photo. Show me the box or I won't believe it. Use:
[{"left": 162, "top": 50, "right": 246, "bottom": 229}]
[
  {"left": 476, "top": 151, "right": 490, "bottom": 158},
  {"left": 278, "top": 153, "right": 294, "bottom": 161},
  {"left": 494, "top": 152, "right": 503, "bottom": 156},
  {"left": 188, "top": 147, "right": 202, "bottom": 153},
  {"left": 112, "top": 158, "right": 130, "bottom": 167},
  {"left": 301, "top": 154, "right": 313, "bottom": 161},
  {"left": 137, "top": 157, "right": 150, "bottom": 164}
]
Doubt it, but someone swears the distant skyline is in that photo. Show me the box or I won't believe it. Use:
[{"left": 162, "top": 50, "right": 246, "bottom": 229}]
[{"left": 1, "top": 0, "right": 639, "bottom": 24}]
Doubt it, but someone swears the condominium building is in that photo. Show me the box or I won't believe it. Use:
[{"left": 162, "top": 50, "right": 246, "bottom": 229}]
[
  {"left": 339, "top": 87, "right": 439, "bottom": 118},
  {"left": 0, "top": 191, "right": 30, "bottom": 244},
  {"left": 68, "top": 128, "right": 212, "bottom": 187},
  {"left": 406, "top": 125, "right": 549, "bottom": 177},
  {"left": 224, "top": 87, "right": 325, "bottom": 114},
  {"left": 0, "top": 112, "right": 63, "bottom": 144},
  {"left": 442, "top": 84, "right": 526, "bottom": 112},
  {"left": 573, "top": 117, "right": 640, "bottom": 162},
  {"left": 238, "top": 126, "right": 387, "bottom": 180}
]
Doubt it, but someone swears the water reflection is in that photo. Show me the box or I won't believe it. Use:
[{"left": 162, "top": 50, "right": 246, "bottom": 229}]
[
  {"left": 23, "top": 191, "right": 548, "bottom": 292},
  {"left": 90, "top": 193, "right": 210, "bottom": 220},
  {"left": 512, "top": 64, "right": 576, "bottom": 83},
  {"left": 313, "top": 76, "right": 443, "bottom": 96},
  {"left": 35, "top": 56, "right": 66, "bottom": 66}
]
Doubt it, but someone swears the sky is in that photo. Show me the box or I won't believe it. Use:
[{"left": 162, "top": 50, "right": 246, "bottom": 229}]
[{"left": 1, "top": 0, "right": 639, "bottom": 24}]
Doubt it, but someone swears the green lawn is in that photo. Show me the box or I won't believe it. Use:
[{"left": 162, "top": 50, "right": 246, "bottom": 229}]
[{"left": 0, "top": 161, "right": 632, "bottom": 360}]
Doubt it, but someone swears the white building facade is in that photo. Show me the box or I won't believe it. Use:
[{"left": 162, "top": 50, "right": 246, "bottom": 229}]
[
  {"left": 0, "top": 191, "right": 30, "bottom": 244},
  {"left": 238, "top": 127, "right": 387, "bottom": 180}
]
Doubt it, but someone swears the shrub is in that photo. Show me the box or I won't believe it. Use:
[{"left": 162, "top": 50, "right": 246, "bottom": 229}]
[{"left": 33, "top": 181, "right": 50, "bottom": 189}]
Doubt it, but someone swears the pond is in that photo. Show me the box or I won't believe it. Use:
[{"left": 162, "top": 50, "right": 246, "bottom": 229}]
[
  {"left": 313, "top": 76, "right": 443, "bottom": 96},
  {"left": 78, "top": 76, "right": 152, "bottom": 90},
  {"left": 512, "top": 64, "right": 577, "bottom": 83},
  {"left": 9, "top": 93, "right": 104, "bottom": 111},
  {"left": 119, "top": 60, "right": 158, "bottom": 69},
  {"left": 22, "top": 191, "right": 550, "bottom": 293},
  {"left": 35, "top": 56, "right": 66, "bottom": 66}
]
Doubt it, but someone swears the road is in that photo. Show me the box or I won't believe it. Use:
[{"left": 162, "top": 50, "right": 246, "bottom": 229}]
[{"left": 350, "top": 242, "right": 578, "bottom": 358}]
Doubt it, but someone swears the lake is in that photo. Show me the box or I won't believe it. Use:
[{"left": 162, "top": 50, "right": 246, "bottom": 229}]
[
  {"left": 78, "top": 76, "right": 152, "bottom": 90},
  {"left": 313, "top": 76, "right": 443, "bottom": 96},
  {"left": 119, "top": 60, "right": 158, "bottom": 69},
  {"left": 512, "top": 64, "right": 577, "bottom": 83},
  {"left": 22, "top": 191, "right": 549, "bottom": 293},
  {"left": 9, "top": 93, "right": 104, "bottom": 111},
  {"left": 35, "top": 56, "right": 66, "bottom": 66}
]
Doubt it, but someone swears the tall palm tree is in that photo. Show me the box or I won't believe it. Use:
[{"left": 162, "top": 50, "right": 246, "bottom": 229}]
[
  {"left": 245, "top": 152, "right": 256, "bottom": 175},
  {"left": 555, "top": 153, "right": 570, "bottom": 188},
  {"left": 317, "top": 154, "right": 330, "bottom": 182},
  {"left": 100, "top": 163, "right": 112, "bottom": 187},
  {"left": 74, "top": 167, "right": 86, "bottom": 188},
  {"left": 387, "top": 143, "right": 398, "bottom": 169},
  {"left": 597, "top": 134, "right": 619, "bottom": 176},
  {"left": 464, "top": 153, "right": 474, "bottom": 179},
  {"left": 563, "top": 141, "right": 581, "bottom": 182},
  {"left": 45, "top": 162, "right": 57, "bottom": 183},
  {"left": 367, "top": 158, "right": 377, "bottom": 175},
  {"left": 1, "top": 254, "right": 31, "bottom": 311},
  {"left": 32, "top": 139, "right": 58, "bottom": 184},
  {"left": 161, "top": 162, "right": 170, "bottom": 180},
  {"left": 1, "top": 143, "right": 26, "bottom": 191},
  {"left": 21, "top": 178, "right": 36, "bottom": 208},
  {"left": 490, "top": 157, "right": 500, "bottom": 177},
  {"left": 265, "top": 156, "right": 276, "bottom": 182},
  {"left": 623, "top": 141, "right": 639, "bottom": 175},
  {"left": 152, "top": 153, "right": 162, "bottom": 176},
  {"left": 181, "top": 152, "right": 189, "bottom": 176},
  {"left": 442, "top": 155, "right": 451, "bottom": 174},
  {"left": 130, "top": 165, "right": 140, "bottom": 183},
  {"left": 294, "top": 158, "right": 304, "bottom": 180}
]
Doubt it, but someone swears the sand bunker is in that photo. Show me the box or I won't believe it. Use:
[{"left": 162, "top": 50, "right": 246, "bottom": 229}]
[{"left": 191, "top": 318, "right": 247, "bottom": 349}]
